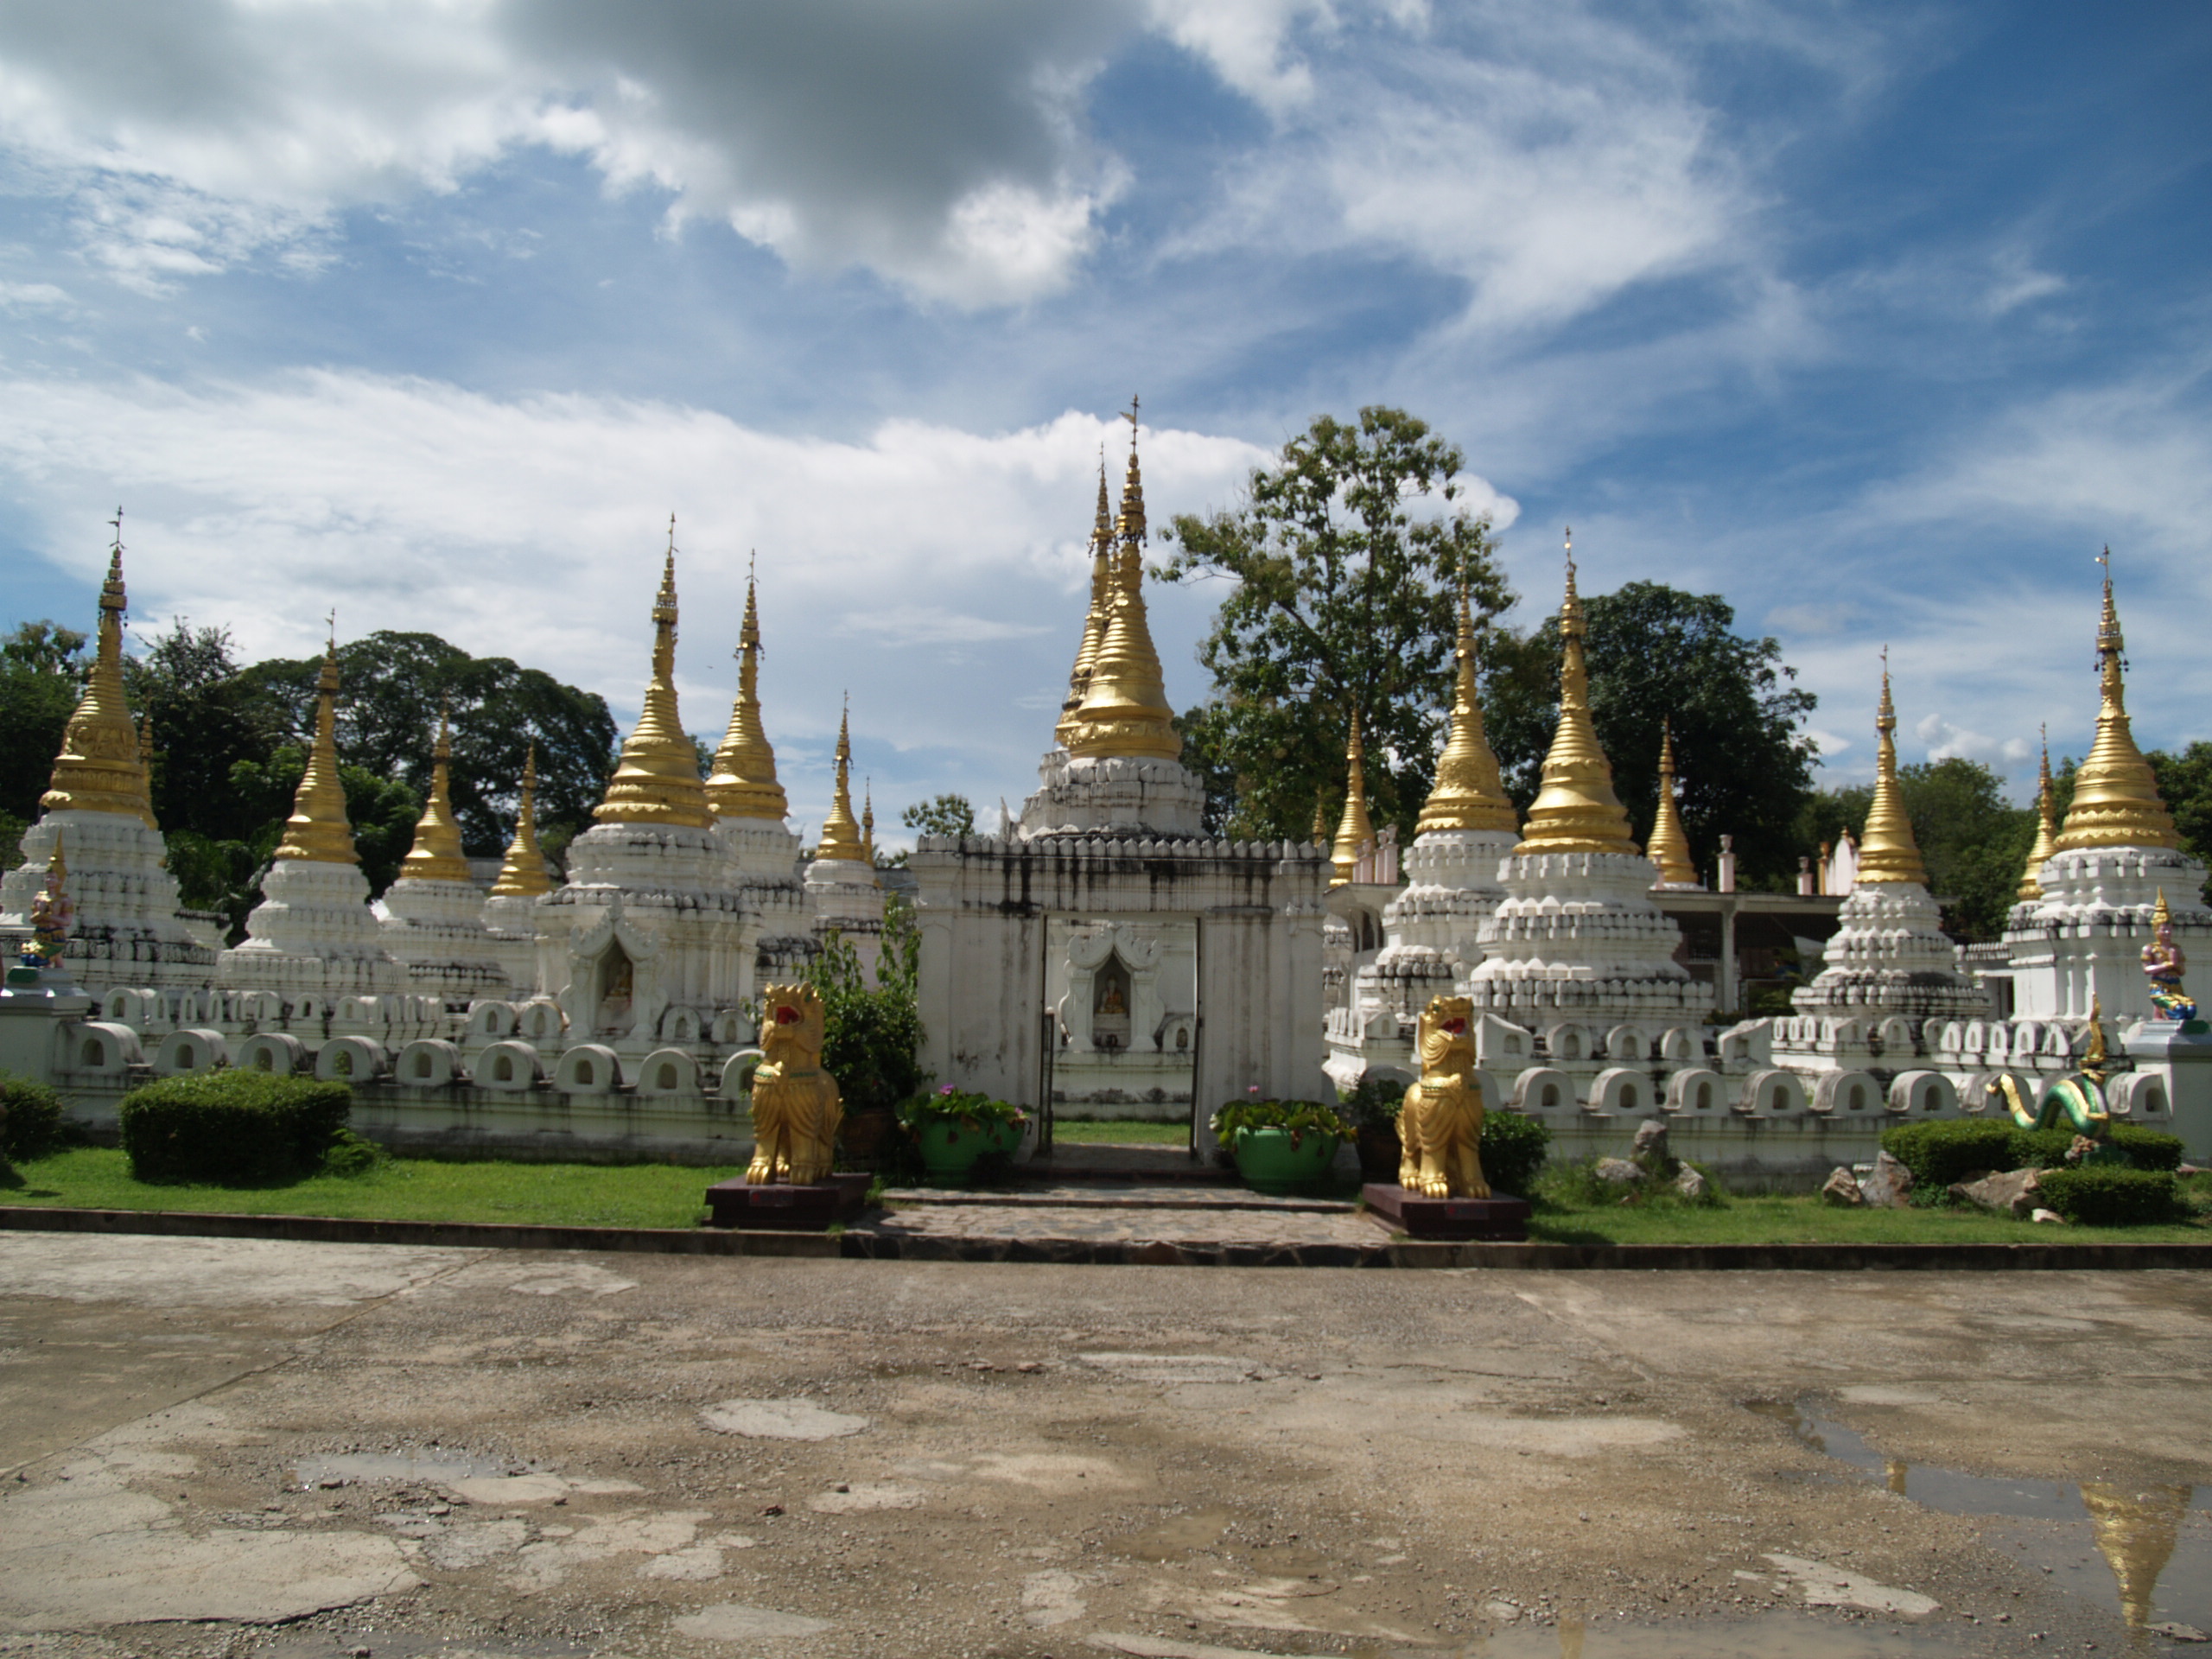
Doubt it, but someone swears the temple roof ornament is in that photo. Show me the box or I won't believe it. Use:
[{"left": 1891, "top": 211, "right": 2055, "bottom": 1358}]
[
  {"left": 1065, "top": 405, "right": 1183, "bottom": 761},
  {"left": 41, "top": 517, "right": 157, "bottom": 822},
  {"left": 1330, "top": 712, "right": 1376, "bottom": 887},
  {"left": 273, "top": 631, "right": 361, "bottom": 866},
  {"left": 1056, "top": 458, "right": 1116, "bottom": 748},
  {"left": 1646, "top": 722, "right": 1698, "bottom": 887},
  {"left": 861, "top": 782, "right": 875, "bottom": 864},
  {"left": 1415, "top": 587, "right": 1517, "bottom": 836},
  {"left": 815, "top": 699, "right": 868, "bottom": 866},
  {"left": 2054, "top": 551, "right": 2178, "bottom": 853},
  {"left": 594, "top": 519, "right": 715, "bottom": 830},
  {"left": 1512, "top": 531, "right": 1638, "bottom": 856},
  {"left": 397, "top": 704, "right": 474, "bottom": 884},
  {"left": 490, "top": 741, "right": 551, "bottom": 898},
  {"left": 2018, "top": 727, "right": 2057, "bottom": 901},
  {"left": 1856, "top": 657, "right": 1929, "bottom": 885},
  {"left": 705, "top": 563, "right": 791, "bottom": 821}
]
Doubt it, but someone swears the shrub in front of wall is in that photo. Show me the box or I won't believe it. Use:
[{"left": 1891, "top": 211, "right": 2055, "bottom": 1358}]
[
  {"left": 1881, "top": 1121, "right": 2019, "bottom": 1191},
  {"left": 118, "top": 1073, "right": 353, "bottom": 1185},
  {"left": 2105, "top": 1124, "right": 2186, "bottom": 1172},
  {"left": 1480, "top": 1109, "right": 1552, "bottom": 1197},
  {"left": 0, "top": 1072, "right": 69, "bottom": 1161},
  {"left": 2033, "top": 1167, "right": 2180, "bottom": 1228}
]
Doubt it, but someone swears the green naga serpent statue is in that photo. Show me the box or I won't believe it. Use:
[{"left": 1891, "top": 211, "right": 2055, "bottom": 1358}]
[{"left": 1989, "top": 997, "right": 2113, "bottom": 1137}]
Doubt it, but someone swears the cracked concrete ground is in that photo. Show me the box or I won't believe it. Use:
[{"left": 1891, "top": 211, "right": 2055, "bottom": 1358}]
[{"left": 1, "top": 1236, "right": 2208, "bottom": 1658}]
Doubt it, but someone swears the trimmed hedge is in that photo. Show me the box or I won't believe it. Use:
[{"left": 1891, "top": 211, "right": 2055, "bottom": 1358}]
[
  {"left": 1481, "top": 1109, "right": 1552, "bottom": 1198},
  {"left": 1, "top": 1072, "right": 68, "bottom": 1162},
  {"left": 2107, "top": 1123, "right": 2187, "bottom": 1171},
  {"left": 1883, "top": 1119, "right": 2189, "bottom": 1193},
  {"left": 118, "top": 1073, "right": 353, "bottom": 1185},
  {"left": 2034, "top": 1167, "right": 2179, "bottom": 1228}
]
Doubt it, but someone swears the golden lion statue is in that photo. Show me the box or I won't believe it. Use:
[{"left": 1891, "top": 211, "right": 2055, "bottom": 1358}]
[
  {"left": 745, "top": 982, "right": 843, "bottom": 1186},
  {"left": 1397, "top": 995, "right": 1489, "bottom": 1198}
]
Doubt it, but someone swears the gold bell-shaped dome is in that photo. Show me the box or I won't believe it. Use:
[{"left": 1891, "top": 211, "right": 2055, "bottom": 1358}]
[
  {"left": 595, "top": 523, "right": 714, "bottom": 831},
  {"left": 1513, "top": 534, "right": 1637, "bottom": 857},
  {"left": 1855, "top": 662, "right": 1929, "bottom": 886},
  {"left": 1416, "top": 588, "right": 1517, "bottom": 836},
  {"left": 2054, "top": 556, "right": 2177, "bottom": 854}
]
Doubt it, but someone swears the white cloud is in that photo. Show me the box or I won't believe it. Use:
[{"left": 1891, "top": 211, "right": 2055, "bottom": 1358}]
[
  {"left": 0, "top": 278, "right": 69, "bottom": 308},
  {"left": 1915, "top": 711, "right": 2031, "bottom": 768}
]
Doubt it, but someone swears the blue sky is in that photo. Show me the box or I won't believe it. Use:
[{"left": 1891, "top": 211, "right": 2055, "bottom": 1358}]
[{"left": 0, "top": 1, "right": 2206, "bottom": 845}]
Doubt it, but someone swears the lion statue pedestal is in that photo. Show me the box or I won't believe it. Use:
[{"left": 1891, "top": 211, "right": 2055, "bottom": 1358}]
[
  {"left": 1361, "top": 995, "right": 1531, "bottom": 1242},
  {"left": 703, "top": 982, "right": 872, "bottom": 1230}
]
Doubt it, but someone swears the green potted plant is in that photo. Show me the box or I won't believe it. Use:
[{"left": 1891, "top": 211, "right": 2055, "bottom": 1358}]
[
  {"left": 1211, "top": 1090, "right": 1350, "bottom": 1195},
  {"left": 898, "top": 1085, "right": 1027, "bottom": 1185},
  {"left": 1342, "top": 1074, "right": 1408, "bottom": 1181}
]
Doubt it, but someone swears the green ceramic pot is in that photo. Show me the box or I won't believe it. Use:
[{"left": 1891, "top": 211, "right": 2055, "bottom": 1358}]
[
  {"left": 1230, "top": 1126, "right": 1340, "bottom": 1195},
  {"left": 914, "top": 1116, "right": 1024, "bottom": 1182}
]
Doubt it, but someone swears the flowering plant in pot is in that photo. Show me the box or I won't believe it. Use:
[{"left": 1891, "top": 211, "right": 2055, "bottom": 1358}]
[
  {"left": 897, "top": 1085, "right": 1028, "bottom": 1184},
  {"left": 1209, "top": 1088, "right": 1351, "bottom": 1195}
]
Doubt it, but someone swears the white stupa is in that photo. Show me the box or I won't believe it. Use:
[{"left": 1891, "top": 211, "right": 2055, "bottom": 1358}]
[{"left": 377, "top": 708, "right": 508, "bottom": 1000}]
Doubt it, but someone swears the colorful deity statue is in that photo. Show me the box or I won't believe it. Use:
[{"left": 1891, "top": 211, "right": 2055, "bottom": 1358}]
[
  {"left": 2142, "top": 888, "right": 2197, "bottom": 1024},
  {"left": 22, "top": 835, "right": 73, "bottom": 971}
]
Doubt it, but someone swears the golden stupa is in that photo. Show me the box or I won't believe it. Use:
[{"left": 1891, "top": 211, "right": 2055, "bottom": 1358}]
[
  {"left": 1855, "top": 662, "right": 1929, "bottom": 886},
  {"left": 489, "top": 741, "right": 551, "bottom": 898},
  {"left": 1056, "top": 461, "right": 1116, "bottom": 748},
  {"left": 2018, "top": 728, "right": 2058, "bottom": 901},
  {"left": 705, "top": 568, "right": 791, "bottom": 821},
  {"left": 1646, "top": 722, "right": 1698, "bottom": 887},
  {"left": 397, "top": 705, "right": 474, "bottom": 884},
  {"left": 1514, "top": 535, "right": 1638, "bottom": 856},
  {"left": 1065, "top": 423, "right": 1182, "bottom": 761},
  {"left": 272, "top": 636, "right": 360, "bottom": 866},
  {"left": 2054, "top": 555, "right": 2178, "bottom": 853},
  {"left": 41, "top": 534, "right": 156, "bottom": 823},
  {"left": 1416, "top": 588, "right": 1517, "bottom": 836},
  {"left": 861, "top": 784, "right": 875, "bottom": 864},
  {"left": 814, "top": 702, "right": 868, "bottom": 866},
  {"left": 1330, "top": 713, "right": 1377, "bottom": 887},
  {"left": 595, "top": 523, "right": 714, "bottom": 831}
]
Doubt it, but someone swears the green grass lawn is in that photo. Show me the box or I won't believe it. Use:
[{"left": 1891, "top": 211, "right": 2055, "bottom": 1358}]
[
  {"left": 1047, "top": 1117, "right": 1191, "bottom": 1145},
  {"left": 2, "top": 1147, "right": 743, "bottom": 1230}
]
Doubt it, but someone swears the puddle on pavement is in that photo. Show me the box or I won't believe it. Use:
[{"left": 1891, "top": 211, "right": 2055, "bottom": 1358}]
[
  {"left": 1748, "top": 1396, "right": 2212, "bottom": 1638},
  {"left": 1115, "top": 1505, "right": 1237, "bottom": 1560},
  {"left": 296, "top": 1450, "right": 525, "bottom": 1487},
  {"left": 1346, "top": 1609, "right": 1969, "bottom": 1656}
]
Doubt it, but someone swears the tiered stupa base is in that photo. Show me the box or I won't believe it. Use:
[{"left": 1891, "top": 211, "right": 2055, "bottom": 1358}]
[
  {"left": 1020, "top": 751, "right": 1206, "bottom": 838},
  {"left": 0, "top": 811, "right": 215, "bottom": 993},
  {"left": 217, "top": 859, "right": 405, "bottom": 996},
  {"left": 378, "top": 877, "right": 512, "bottom": 1001},
  {"left": 2007, "top": 845, "right": 2212, "bottom": 1023},
  {"left": 1793, "top": 880, "right": 1986, "bottom": 1022},
  {"left": 1465, "top": 850, "right": 1701, "bottom": 1027},
  {"left": 480, "top": 893, "right": 547, "bottom": 997},
  {"left": 804, "top": 856, "right": 885, "bottom": 981}
]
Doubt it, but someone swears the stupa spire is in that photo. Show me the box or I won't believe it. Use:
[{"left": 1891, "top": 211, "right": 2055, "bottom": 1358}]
[
  {"left": 706, "top": 559, "right": 790, "bottom": 821},
  {"left": 1857, "top": 653, "right": 1929, "bottom": 885},
  {"left": 1330, "top": 712, "right": 1377, "bottom": 887},
  {"left": 815, "top": 698, "right": 867, "bottom": 864},
  {"left": 135, "top": 714, "right": 159, "bottom": 830},
  {"left": 1066, "top": 400, "right": 1181, "bottom": 760},
  {"left": 2018, "top": 727, "right": 2057, "bottom": 901},
  {"left": 1513, "top": 531, "right": 1637, "bottom": 855},
  {"left": 861, "top": 781, "right": 875, "bottom": 863},
  {"left": 41, "top": 512, "right": 156, "bottom": 821},
  {"left": 398, "top": 703, "right": 474, "bottom": 883},
  {"left": 2054, "top": 550, "right": 2177, "bottom": 852},
  {"left": 1056, "top": 456, "right": 1117, "bottom": 747},
  {"left": 1646, "top": 722, "right": 1698, "bottom": 887},
  {"left": 595, "top": 518, "right": 714, "bottom": 830},
  {"left": 273, "top": 627, "right": 359, "bottom": 866},
  {"left": 1416, "top": 587, "right": 1517, "bottom": 835},
  {"left": 489, "top": 741, "right": 550, "bottom": 897}
]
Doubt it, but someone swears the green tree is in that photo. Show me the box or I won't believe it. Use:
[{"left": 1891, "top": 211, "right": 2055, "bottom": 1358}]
[
  {"left": 0, "top": 621, "right": 89, "bottom": 849},
  {"left": 1798, "top": 758, "right": 2037, "bottom": 942},
  {"left": 2148, "top": 742, "right": 2212, "bottom": 902},
  {"left": 900, "top": 794, "right": 976, "bottom": 839},
  {"left": 1484, "top": 582, "right": 1819, "bottom": 887},
  {"left": 807, "top": 894, "right": 926, "bottom": 1114},
  {"left": 125, "top": 620, "right": 292, "bottom": 844},
  {"left": 1158, "top": 407, "right": 1512, "bottom": 841},
  {"left": 241, "top": 632, "right": 619, "bottom": 856}
]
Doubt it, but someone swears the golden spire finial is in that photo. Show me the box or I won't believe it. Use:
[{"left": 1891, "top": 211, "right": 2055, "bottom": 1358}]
[
  {"left": 490, "top": 740, "right": 551, "bottom": 897},
  {"left": 706, "top": 560, "right": 790, "bottom": 821},
  {"left": 862, "top": 779, "right": 875, "bottom": 863},
  {"left": 815, "top": 696, "right": 868, "bottom": 864},
  {"left": 1513, "top": 532, "right": 1638, "bottom": 855},
  {"left": 1066, "top": 403, "right": 1181, "bottom": 760},
  {"left": 1330, "top": 711, "right": 1376, "bottom": 887},
  {"left": 273, "top": 632, "right": 360, "bottom": 865},
  {"left": 1857, "top": 651, "right": 1929, "bottom": 885},
  {"left": 398, "top": 701, "right": 473, "bottom": 884},
  {"left": 2055, "top": 550, "right": 2179, "bottom": 852},
  {"left": 595, "top": 521, "right": 715, "bottom": 830},
  {"left": 40, "top": 512, "right": 157, "bottom": 822},
  {"left": 1312, "top": 791, "right": 1329, "bottom": 847},
  {"left": 1416, "top": 585, "right": 1517, "bottom": 835},
  {"left": 1646, "top": 721, "right": 1698, "bottom": 886},
  {"left": 1056, "top": 454, "right": 1120, "bottom": 747},
  {"left": 2018, "top": 725, "right": 2057, "bottom": 900}
]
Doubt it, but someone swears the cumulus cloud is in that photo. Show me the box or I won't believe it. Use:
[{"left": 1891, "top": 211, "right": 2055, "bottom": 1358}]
[{"left": 1914, "top": 711, "right": 2032, "bottom": 768}]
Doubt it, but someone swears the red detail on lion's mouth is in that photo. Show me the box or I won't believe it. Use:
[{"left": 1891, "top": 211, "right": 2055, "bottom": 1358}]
[
  {"left": 1444, "top": 1018, "right": 1468, "bottom": 1033},
  {"left": 774, "top": 1006, "right": 803, "bottom": 1025}
]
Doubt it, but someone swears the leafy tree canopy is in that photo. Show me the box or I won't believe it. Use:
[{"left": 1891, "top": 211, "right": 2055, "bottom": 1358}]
[
  {"left": 0, "top": 620, "right": 90, "bottom": 831},
  {"left": 900, "top": 793, "right": 976, "bottom": 839},
  {"left": 1158, "top": 407, "right": 1511, "bottom": 841},
  {"left": 1484, "top": 582, "right": 1819, "bottom": 887}
]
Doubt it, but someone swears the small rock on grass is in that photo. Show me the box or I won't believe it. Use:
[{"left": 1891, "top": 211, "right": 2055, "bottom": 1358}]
[
  {"left": 1594, "top": 1157, "right": 1643, "bottom": 1185},
  {"left": 1821, "top": 1166, "right": 1865, "bottom": 1207},
  {"left": 1674, "top": 1166, "right": 1709, "bottom": 1202},
  {"left": 1949, "top": 1167, "right": 2041, "bottom": 1219},
  {"left": 2030, "top": 1207, "right": 2066, "bottom": 1224},
  {"left": 1857, "top": 1149, "right": 1915, "bottom": 1209}
]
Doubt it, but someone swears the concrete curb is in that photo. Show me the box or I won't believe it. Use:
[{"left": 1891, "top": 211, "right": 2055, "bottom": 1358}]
[{"left": 3, "top": 1205, "right": 2208, "bottom": 1268}]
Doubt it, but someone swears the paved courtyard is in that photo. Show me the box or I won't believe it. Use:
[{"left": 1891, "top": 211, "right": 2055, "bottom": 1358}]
[{"left": 2, "top": 1236, "right": 2209, "bottom": 1658}]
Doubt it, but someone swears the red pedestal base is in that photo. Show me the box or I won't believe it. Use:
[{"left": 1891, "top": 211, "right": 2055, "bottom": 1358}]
[
  {"left": 1363, "top": 1183, "right": 1531, "bottom": 1241},
  {"left": 704, "top": 1173, "right": 873, "bottom": 1230}
]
